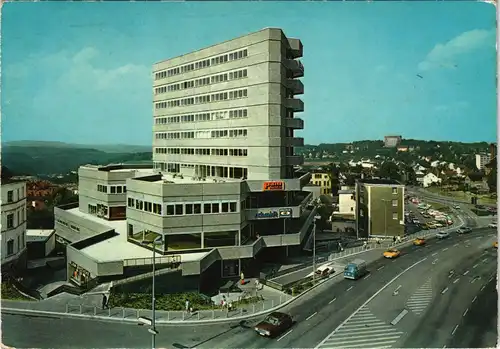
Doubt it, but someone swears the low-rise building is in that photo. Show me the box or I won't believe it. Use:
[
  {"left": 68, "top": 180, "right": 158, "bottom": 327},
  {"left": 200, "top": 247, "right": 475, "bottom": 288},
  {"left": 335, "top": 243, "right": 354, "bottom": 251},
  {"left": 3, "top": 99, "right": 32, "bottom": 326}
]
[
  {"left": 355, "top": 179, "right": 405, "bottom": 238},
  {"left": 309, "top": 172, "right": 331, "bottom": 195},
  {"left": 26, "top": 229, "right": 56, "bottom": 260},
  {"left": 1, "top": 168, "right": 27, "bottom": 272},
  {"left": 422, "top": 173, "right": 442, "bottom": 188}
]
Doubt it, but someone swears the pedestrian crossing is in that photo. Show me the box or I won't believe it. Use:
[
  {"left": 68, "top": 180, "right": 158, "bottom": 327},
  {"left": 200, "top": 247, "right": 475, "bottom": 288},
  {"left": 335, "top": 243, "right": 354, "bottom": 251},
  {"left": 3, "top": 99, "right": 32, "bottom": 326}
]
[
  {"left": 316, "top": 306, "right": 404, "bottom": 348},
  {"left": 405, "top": 278, "right": 433, "bottom": 315}
]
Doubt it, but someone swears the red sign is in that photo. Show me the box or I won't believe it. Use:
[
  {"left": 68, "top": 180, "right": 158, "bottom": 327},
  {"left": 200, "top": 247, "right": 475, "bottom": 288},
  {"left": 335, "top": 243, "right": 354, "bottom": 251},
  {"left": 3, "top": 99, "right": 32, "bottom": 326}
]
[{"left": 263, "top": 181, "right": 285, "bottom": 191}]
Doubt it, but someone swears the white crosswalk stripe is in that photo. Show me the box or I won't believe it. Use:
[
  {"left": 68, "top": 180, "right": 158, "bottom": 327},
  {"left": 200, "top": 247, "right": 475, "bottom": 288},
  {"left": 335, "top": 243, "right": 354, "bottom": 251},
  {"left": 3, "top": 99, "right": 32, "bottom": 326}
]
[
  {"left": 406, "top": 278, "right": 433, "bottom": 315},
  {"left": 316, "top": 306, "right": 404, "bottom": 348}
]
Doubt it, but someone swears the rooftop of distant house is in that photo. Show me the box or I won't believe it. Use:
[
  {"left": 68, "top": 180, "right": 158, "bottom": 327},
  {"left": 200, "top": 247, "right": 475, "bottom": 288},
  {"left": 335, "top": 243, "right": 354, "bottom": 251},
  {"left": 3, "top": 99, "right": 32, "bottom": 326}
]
[{"left": 357, "top": 179, "right": 403, "bottom": 186}]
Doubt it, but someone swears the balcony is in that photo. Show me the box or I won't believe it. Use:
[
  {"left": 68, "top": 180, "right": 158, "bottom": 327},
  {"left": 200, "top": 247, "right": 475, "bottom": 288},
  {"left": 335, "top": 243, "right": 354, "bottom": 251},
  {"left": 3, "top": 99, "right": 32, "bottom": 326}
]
[
  {"left": 285, "top": 117, "right": 304, "bottom": 130},
  {"left": 286, "top": 137, "right": 304, "bottom": 147},
  {"left": 286, "top": 79, "right": 304, "bottom": 95},
  {"left": 285, "top": 98, "right": 304, "bottom": 112},
  {"left": 287, "top": 155, "right": 304, "bottom": 166},
  {"left": 287, "top": 38, "right": 303, "bottom": 59},
  {"left": 285, "top": 59, "right": 304, "bottom": 78}
]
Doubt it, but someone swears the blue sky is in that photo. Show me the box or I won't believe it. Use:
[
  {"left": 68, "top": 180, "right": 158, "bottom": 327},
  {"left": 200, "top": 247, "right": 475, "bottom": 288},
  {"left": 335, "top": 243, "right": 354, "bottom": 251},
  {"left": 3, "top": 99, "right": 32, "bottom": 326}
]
[{"left": 2, "top": 2, "right": 497, "bottom": 146}]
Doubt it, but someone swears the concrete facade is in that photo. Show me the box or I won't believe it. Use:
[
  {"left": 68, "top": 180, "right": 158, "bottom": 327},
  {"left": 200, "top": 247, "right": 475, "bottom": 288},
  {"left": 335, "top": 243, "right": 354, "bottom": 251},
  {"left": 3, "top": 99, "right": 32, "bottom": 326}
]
[
  {"left": 152, "top": 27, "right": 304, "bottom": 181},
  {"left": 355, "top": 179, "right": 405, "bottom": 238},
  {"left": 1, "top": 179, "right": 27, "bottom": 269},
  {"left": 78, "top": 165, "right": 158, "bottom": 221},
  {"left": 54, "top": 28, "right": 315, "bottom": 293},
  {"left": 475, "top": 153, "right": 491, "bottom": 171}
]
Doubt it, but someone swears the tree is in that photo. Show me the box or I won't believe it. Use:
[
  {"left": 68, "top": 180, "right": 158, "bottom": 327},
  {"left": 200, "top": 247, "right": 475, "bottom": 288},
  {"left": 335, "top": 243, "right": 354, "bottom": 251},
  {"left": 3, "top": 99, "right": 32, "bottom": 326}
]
[
  {"left": 378, "top": 161, "right": 401, "bottom": 181},
  {"left": 487, "top": 167, "right": 497, "bottom": 193},
  {"left": 327, "top": 163, "right": 340, "bottom": 196},
  {"left": 403, "top": 166, "right": 417, "bottom": 185}
]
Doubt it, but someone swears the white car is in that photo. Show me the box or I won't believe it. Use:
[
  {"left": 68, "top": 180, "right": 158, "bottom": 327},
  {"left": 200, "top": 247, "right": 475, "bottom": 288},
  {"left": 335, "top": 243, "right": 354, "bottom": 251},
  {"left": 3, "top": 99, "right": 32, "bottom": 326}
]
[
  {"left": 436, "top": 231, "right": 450, "bottom": 239},
  {"left": 489, "top": 223, "right": 497, "bottom": 228},
  {"left": 454, "top": 205, "right": 460, "bottom": 209}
]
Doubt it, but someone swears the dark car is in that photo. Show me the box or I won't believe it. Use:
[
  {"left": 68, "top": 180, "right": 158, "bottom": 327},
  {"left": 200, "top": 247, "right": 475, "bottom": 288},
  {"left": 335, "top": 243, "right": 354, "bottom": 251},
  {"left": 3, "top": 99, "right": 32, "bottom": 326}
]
[{"left": 254, "top": 312, "right": 293, "bottom": 337}]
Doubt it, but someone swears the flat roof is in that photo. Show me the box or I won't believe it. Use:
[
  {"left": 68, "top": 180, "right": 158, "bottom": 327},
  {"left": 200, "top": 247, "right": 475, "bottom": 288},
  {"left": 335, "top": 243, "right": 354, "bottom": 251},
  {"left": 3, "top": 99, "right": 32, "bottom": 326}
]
[
  {"left": 66, "top": 208, "right": 208, "bottom": 263},
  {"left": 358, "top": 179, "right": 403, "bottom": 186},
  {"left": 151, "top": 173, "right": 242, "bottom": 185},
  {"left": 26, "top": 229, "right": 55, "bottom": 242}
]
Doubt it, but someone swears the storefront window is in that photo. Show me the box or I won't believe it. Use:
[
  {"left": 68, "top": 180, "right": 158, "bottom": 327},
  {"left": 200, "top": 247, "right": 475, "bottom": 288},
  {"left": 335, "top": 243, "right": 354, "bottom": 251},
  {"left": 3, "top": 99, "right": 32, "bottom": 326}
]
[
  {"left": 165, "top": 233, "right": 202, "bottom": 251},
  {"left": 203, "top": 231, "right": 238, "bottom": 248}
]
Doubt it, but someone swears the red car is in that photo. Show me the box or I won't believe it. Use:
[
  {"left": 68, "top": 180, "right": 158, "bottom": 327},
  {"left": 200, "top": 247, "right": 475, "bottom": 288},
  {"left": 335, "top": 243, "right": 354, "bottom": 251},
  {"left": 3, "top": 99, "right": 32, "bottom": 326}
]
[{"left": 254, "top": 312, "right": 293, "bottom": 337}]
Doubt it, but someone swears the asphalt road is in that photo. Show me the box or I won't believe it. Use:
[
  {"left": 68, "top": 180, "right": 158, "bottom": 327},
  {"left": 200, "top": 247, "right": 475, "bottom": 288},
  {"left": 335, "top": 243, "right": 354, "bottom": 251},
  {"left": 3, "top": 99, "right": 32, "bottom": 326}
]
[
  {"left": 446, "top": 268, "right": 498, "bottom": 348},
  {"left": 193, "top": 227, "right": 496, "bottom": 349},
  {"left": 3, "top": 228, "right": 495, "bottom": 349}
]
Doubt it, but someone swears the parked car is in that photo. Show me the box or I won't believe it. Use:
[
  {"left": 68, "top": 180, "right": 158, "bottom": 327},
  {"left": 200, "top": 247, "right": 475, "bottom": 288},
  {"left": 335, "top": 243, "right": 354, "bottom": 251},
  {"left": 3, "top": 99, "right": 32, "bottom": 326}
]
[
  {"left": 489, "top": 223, "right": 497, "bottom": 228},
  {"left": 436, "top": 231, "right": 450, "bottom": 239},
  {"left": 494, "top": 241, "right": 498, "bottom": 249},
  {"left": 454, "top": 205, "right": 461, "bottom": 209},
  {"left": 457, "top": 227, "right": 472, "bottom": 234},
  {"left": 255, "top": 312, "right": 293, "bottom": 337}
]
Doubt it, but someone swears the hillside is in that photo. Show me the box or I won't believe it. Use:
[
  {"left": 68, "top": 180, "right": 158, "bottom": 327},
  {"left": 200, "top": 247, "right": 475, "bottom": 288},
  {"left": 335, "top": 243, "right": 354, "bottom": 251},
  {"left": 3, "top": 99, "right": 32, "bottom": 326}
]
[
  {"left": 2, "top": 144, "right": 153, "bottom": 176},
  {"left": 3, "top": 141, "right": 151, "bottom": 154}
]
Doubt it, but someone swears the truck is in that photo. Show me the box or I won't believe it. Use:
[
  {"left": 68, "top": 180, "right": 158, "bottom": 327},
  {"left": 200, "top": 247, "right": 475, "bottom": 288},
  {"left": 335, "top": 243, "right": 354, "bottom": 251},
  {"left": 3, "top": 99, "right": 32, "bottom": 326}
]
[{"left": 343, "top": 259, "right": 367, "bottom": 280}]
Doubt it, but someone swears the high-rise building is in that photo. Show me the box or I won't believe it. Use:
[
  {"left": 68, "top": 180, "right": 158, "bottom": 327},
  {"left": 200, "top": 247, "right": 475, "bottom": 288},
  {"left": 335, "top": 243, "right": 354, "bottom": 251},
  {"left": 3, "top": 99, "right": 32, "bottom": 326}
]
[
  {"left": 475, "top": 153, "right": 491, "bottom": 170},
  {"left": 152, "top": 27, "right": 304, "bottom": 180},
  {"left": 384, "top": 135, "right": 402, "bottom": 148},
  {"left": 54, "top": 28, "right": 316, "bottom": 293}
]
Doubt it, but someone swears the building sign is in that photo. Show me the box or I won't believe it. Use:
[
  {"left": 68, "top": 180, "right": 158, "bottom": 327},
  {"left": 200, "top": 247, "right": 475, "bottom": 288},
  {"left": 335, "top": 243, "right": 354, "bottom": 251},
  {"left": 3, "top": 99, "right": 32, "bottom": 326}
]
[
  {"left": 279, "top": 208, "right": 293, "bottom": 218},
  {"left": 255, "top": 211, "right": 279, "bottom": 219},
  {"left": 263, "top": 181, "right": 285, "bottom": 191}
]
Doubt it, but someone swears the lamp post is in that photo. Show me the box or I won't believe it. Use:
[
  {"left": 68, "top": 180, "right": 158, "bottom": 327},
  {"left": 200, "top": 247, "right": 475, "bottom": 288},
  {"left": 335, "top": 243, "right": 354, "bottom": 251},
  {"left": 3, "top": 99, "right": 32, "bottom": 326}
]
[
  {"left": 312, "top": 214, "right": 321, "bottom": 282},
  {"left": 381, "top": 199, "right": 390, "bottom": 239},
  {"left": 141, "top": 235, "right": 163, "bottom": 349}
]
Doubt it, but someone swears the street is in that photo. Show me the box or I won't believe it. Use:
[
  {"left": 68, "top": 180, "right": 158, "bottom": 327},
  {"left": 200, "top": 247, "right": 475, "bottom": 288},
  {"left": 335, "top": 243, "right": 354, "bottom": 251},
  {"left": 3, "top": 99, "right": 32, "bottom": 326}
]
[{"left": 2, "top": 228, "right": 496, "bottom": 349}]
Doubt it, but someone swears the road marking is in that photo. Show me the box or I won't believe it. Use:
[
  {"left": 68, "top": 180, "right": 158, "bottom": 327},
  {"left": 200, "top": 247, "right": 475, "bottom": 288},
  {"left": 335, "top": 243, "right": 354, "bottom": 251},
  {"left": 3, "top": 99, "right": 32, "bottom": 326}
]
[
  {"left": 442, "top": 248, "right": 448, "bottom": 251},
  {"left": 277, "top": 329, "right": 293, "bottom": 341},
  {"left": 482, "top": 258, "right": 488, "bottom": 263},
  {"left": 481, "top": 285, "right": 486, "bottom": 291},
  {"left": 314, "top": 258, "right": 427, "bottom": 349},
  {"left": 432, "top": 259, "right": 439, "bottom": 265},
  {"left": 463, "top": 308, "right": 468, "bottom": 317},
  {"left": 363, "top": 274, "right": 371, "bottom": 280},
  {"left": 390, "top": 309, "right": 409, "bottom": 325},
  {"left": 432, "top": 252, "right": 438, "bottom": 256},
  {"left": 464, "top": 270, "right": 469, "bottom": 275},
  {"left": 377, "top": 266, "right": 385, "bottom": 270},
  {"left": 328, "top": 298, "right": 336, "bottom": 304},
  {"left": 453, "top": 243, "right": 459, "bottom": 247},
  {"left": 471, "top": 278, "right": 477, "bottom": 284},
  {"left": 346, "top": 286, "right": 353, "bottom": 291},
  {"left": 453, "top": 278, "right": 460, "bottom": 284},
  {"left": 306, "top": 312, "right": 317, "bottom": 321},
  {"left": 451, "top": 324, "right": 459, "bottom": 335},
  {"left": 441, "top": 287, "right": 448, "bottom": 294},
  {"left": 473, "top": 264, "right": 479, "bottom": 269},
  {"left": 472, "top": 296, "right": 477, "bottom": 303}
]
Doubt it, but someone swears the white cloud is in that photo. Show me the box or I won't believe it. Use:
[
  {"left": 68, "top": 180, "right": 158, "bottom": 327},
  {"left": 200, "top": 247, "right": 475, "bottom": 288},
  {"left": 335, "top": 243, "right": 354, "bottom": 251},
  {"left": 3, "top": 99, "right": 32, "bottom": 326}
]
[{"left": 418, "top": 29, "right": 495, "bottom": 71}]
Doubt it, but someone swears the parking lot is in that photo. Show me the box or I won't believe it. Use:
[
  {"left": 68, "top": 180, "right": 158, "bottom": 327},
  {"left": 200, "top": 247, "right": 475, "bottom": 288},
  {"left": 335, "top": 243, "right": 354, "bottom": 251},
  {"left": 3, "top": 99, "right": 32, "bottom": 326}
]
[{"left": 405, "top": 197, "right": 456, "bottom": 235}]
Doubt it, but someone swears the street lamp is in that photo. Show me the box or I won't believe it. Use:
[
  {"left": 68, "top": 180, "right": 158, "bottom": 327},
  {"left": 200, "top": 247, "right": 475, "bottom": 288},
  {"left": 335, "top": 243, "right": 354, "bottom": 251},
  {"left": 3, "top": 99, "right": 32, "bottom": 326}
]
[
  {"left": 312, "top": 214, "right": 321, "bottom": 282},
  {"left": 381, "top": 199, "right": 390, "bottom": 239},
  {"left": 141, "top": 235, "right": 163, "bottom": 349}
]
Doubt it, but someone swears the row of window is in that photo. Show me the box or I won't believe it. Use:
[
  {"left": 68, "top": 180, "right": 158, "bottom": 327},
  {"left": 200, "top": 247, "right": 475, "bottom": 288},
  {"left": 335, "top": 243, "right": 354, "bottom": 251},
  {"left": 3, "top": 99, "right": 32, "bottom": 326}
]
[
  {"left": 154, "top": 48, "right": 248, "bottom": 80},
  {"left": 97, "top": 185, "right": 127, "bottom": 194},
  {"left": 155, "top": 128, "right": 248, "bottom": 140},
  {"left": 155, "top": 89, "right": 248, "bottom": 109},
  {"left": 6, "top": 235, "right": 24, "bottom": 256},
  {"left": 88, "top": 204, "right": 109, "bottom": 217},
  {"left": 127, "top": 198, "right": 239, "bottom": 216},
  {"left": 154, "top": 147, "right": 248, "bottom": 157},
  {"left": 6, "top": 187, "right": 25, "bottom": 203},
  {"left": 155, "top": 69, "right": 248, "bottom": 95},
  {"left": 5, "top": 207, "right": 25, "bottom": 230},
  {"left": 155, "top": 108, "right": 248, "bottom": 125},
  {"left": 56, "top": 219, "right": 80, "bottom": 232}
]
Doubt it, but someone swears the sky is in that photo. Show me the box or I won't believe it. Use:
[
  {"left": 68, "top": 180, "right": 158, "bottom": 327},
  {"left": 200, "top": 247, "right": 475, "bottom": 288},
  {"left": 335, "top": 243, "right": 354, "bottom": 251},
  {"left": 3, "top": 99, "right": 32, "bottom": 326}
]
[{"left": 2, "top": 2, "right": 497, "bottom": 146}]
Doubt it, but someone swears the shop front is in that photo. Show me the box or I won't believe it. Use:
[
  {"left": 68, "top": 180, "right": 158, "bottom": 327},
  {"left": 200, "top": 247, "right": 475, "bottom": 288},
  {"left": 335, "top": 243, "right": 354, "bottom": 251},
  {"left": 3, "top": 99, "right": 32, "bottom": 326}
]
[{"left": 68, "top": 261, "right": 94, "bottom": 288}]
